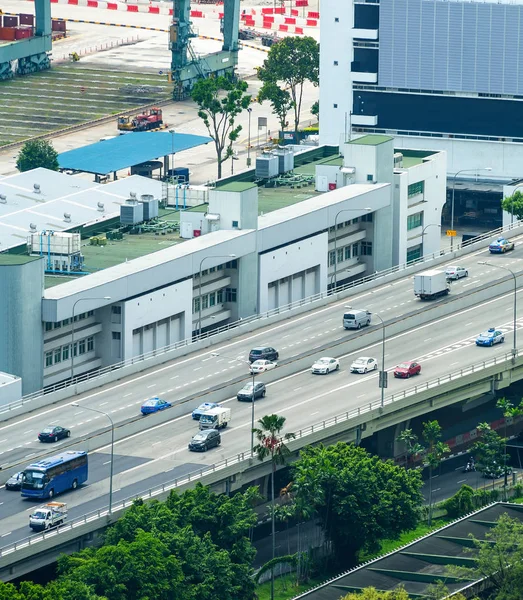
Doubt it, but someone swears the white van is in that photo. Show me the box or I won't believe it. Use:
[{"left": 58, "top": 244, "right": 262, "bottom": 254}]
[{"left": 343, "top": 309, "right": 371, "bottom": 330}]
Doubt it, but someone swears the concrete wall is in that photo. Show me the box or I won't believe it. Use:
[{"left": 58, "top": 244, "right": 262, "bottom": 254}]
[
  {"left": 0, "top": 258, "right": 44, "bottom": 394},
  {"left": 393, "top": 135, "right": 523, "bottom": 180},
  {"left": 121, "top": 279, "right": 192, "bottom": 360},
  {"left": 258, "top": 233, "right": 327, "bottom": 313}
]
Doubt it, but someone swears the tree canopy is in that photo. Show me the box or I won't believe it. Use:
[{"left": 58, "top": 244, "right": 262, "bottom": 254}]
[
  {"left": 501, "top": 190, "right": 523, "bottom": 221},
  {"left": 291, "top": 443, "right": 423, "bottom": 567},
  {"left": 257, "top": 36, "right": 319, "bottom": 133},
  {"left": 472, "top": 423, "right": 506, "bottom": 478},
  {"left": 191, "top": 75, "right": 251, "bottom": 179},
  {"left": 16, "top": 139, "right": 59, "bottom": 172},
  {"left": 0, "top": 484, "right": 259, "bottom": 600}
]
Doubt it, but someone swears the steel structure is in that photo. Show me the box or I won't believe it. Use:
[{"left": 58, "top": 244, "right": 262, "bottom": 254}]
[
  {"left": 170, "top": 0, "right": 240, "bottom": 99},
  {"left": 0, "top": 0, "right": 52, "bottom": 80}
]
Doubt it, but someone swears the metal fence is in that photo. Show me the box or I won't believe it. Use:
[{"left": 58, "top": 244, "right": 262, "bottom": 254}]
[
  {"left": 0, "top": 349, "right": 515, "bottom": 558},
  {"left": 5, "top": 220, "right": 520, "bottom": 416}
]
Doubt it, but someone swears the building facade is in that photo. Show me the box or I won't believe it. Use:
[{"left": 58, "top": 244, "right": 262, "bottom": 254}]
[
  {"left": 0, "top": 137, "right": 446, "bottom": 394},
  {"left": 319, "top": 0, "right": 523, "bottom": 179}
]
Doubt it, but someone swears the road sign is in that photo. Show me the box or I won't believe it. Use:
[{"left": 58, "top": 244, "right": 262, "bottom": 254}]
[{"left": 446, "top": 230, "right": 457, "bottom": 237}]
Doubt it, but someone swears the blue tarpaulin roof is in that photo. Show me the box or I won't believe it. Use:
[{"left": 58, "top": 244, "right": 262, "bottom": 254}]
[{"left": 58, "top": 131, "right": 212, "bottom": 176}]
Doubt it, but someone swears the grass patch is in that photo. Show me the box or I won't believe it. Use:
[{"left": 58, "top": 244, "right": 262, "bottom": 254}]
[
  {"left": 256, "top": 574, "right": 325, "bottom": 600},
  {"left": 359, "top": 519, "right": 450, "bottom": 563}
]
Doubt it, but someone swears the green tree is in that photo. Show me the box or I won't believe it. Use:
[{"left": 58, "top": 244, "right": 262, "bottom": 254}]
[
  {"left": 472, "top": 422, "right": 506, "bottom": 481},
  {"left": 253, "top": 414, "right": 295, "bottom": 600},
  {"left": 396, "top": 427, "right": 424, "bottom": 468},
  {"left": 442, "top": 484, "right": 475, "bottom": 519},
  {"left": 311, "top": 100, "right": 319, "bottom": 120},
  {"left": 501, "top": 190, "right": 523, "bottom": 221},
  {"left": 423, "top": 420, "right": 450, "bottom": 526},
  {"left": 16, "top": 139, "right": 59, "bottom": 172},
  {"left": 257, "top": 36, "right": 319, "bottom": 132},
  {"left": 452, "top": 514, "right": 523, "bottom": 600},
  {"left": 191, "top": 75, "right": 251, "bottom": 179},
  {"left": 257, "top": 81, "right": 294, "bottom": 132},
  {"left": 291, "top": 443, "right": 423, "bottom": 568},
  {"left": 497, "top": 398, "right": 523, "bottom": 496}
]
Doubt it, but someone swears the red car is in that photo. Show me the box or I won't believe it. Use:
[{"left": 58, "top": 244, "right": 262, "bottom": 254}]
[{"left": 394, "top": 361, "right": 421, "bottom": 378}]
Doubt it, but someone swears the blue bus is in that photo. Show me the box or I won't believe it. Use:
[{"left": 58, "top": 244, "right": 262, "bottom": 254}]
[{"left": 21, "top": 451, "right": 88, "bottom": 499}]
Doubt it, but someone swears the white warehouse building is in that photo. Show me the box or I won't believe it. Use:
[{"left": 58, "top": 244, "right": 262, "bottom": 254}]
[{"left": 0, "top": 136, "right": 446, "bottom": 394}]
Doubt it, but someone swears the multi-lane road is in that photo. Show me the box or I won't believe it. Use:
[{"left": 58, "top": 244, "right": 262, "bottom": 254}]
[{"left": 1, "top": 240, "right": 523, "bottom": 549}]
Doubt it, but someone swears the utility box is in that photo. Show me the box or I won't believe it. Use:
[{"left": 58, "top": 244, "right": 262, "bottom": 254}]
[
  {"left": 255, "top": 155, "right": 279, "bottom": 179},
  {"left": 120, "top": 200, "right": 144, "bottom": 225}
]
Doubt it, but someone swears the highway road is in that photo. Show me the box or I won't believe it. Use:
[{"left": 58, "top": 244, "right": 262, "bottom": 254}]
[{"left": 1, "top": 241, "right": 523, "bottom": 549}]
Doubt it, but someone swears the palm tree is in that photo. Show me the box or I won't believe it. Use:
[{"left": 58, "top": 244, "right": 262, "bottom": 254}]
[
  {"left": 396, "top": 427, "right": 424, "bottom": 468},
  {"left": 496, "top": 398, "right": 523, "bottom": 498},
  {"left": 422, "top": 420, "right": 450, "bottom": 526},
  {"left": 253, "top": 414, "right": 295, "bottom": 600}
]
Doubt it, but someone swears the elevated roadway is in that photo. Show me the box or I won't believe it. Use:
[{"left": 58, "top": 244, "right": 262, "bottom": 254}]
[{"left": 2, "top": 234, "right": 523, "bottom": 578}]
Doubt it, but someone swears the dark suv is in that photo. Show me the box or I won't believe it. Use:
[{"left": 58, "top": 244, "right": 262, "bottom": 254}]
[{"left": 249, "top": 346, "right": 279, "bottom": 363}]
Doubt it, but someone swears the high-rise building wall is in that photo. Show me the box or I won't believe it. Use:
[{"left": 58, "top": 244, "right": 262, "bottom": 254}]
[{"left": 320, "top": 0, "right": 523, "bottom": 176}]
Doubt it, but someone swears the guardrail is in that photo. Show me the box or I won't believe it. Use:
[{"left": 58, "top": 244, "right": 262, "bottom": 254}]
[
  {"left": 4, "top": 219, "right": 521, "bottom": 416},
  {"left": 0, "top": 349, "right": 516, "bottom": 558}
]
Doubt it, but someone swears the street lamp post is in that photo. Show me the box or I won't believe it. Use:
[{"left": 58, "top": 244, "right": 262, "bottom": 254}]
[
  {"left": 421, "top": 224, "right": 441, "bottom": 256},
  {"left": 211, "top": 352, "right": 256, "bottom": 457},
  {"left": 71, "top": 402, "right": 115, "bottom": 514},
  {"left": 71, "top": 296, "right": 111, "bottom": 381},
  {"left": 169, "top": 129, "right": 175, "bottom": 178},
  {"left": 333, "top": 208, "right": 371, "bottom": 288},
  {"left": 346, "top": 306, "right": 386, "bottom": 406},
  {"left": 247, "top": 108, "right": 252, "bottom": 167},
  {"left": 478, "top": 261, "right": 517, "bottom": 361},
  {"left": 451, "top": 167, "right": 492, "bottom": 252},
  {"left": 198, "top": 255, "right": 236, "bottom": 338}
]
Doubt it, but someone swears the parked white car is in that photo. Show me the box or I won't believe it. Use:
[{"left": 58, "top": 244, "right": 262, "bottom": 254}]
[
  {"left": 350, "top": 357, "right": 378, "bottom": 374},
  {"left": 249, "top": 359, "right": 277, "bottom": 374},
  {"left": 311, "top": 357, "right": 340, "bottom": 375},
  {"left": 445, "top": 265, "right": 468, "bottom": 280}
]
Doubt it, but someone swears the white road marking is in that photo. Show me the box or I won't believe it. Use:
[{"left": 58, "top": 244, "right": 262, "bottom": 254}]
[
  {"left": 194, "top": 367, "right": 202, "bottom": 371},
  {"left": 123, "top": 393, "right": 132, "bottom": 398},
  {"left": 457, "top": 479, "right": 466, "bottom": 484},
  {"left": 170, "top": 375, "right": 179, "bottom": 380},
  {"left": 1, "top": 533, "right": 11, "bottom": 537},
  {"left": 147, "top": 384, "right": 156, "bottom": 389}
]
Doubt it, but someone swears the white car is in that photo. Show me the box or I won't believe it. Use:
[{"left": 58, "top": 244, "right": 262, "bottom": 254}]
[
  {"left": 311, "top": 357, "right": 340, "bottom": 375},
  {"left": 445, "top": 265, "right": 468, "bottom": 280},
  {"left": 350, "top": 357, "right": 378, "bottom": 374},
  {"left": 249, "top": 359, "right": 277, "bottom": 374}
]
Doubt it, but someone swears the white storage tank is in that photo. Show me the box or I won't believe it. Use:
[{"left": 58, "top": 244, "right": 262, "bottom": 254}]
[
  {"left": 28, "top": 231, "right": 81, "bottom": 255},
  {"left": 120, "top": 200, "right": 144, "bottom": 225},
  {"left": 255, "top": 155, "right": 279, "bottom": 179}
]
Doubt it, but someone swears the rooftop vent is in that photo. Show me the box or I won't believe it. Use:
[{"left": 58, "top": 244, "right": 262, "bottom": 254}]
[
  {"left": 64, "top": 212, "right": 72, "bottom": 223},
  {"left": 129, "top": 191, "right": 137, "bottom": 199},
  {"left": 0, "top": 194, "right": 6, "bottom": 204},
  {"left": 33, "top": 183, "right": 41, "bottom": 194},
  {"left": 30, "top": 223, "right": 37, "bottom": 232},
  {"left": 97, "top": 202, "right": 105, "bottom": 213}
]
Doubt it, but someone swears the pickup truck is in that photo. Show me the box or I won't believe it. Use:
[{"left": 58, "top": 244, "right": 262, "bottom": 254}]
[{"left": 29, "top": 502, "right": 67, "bottom": 531}]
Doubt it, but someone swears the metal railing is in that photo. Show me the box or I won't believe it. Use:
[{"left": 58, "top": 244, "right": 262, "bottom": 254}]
[
  {"left": 3, "top": 220, "right": 521, "bottom": 416},
  {"left": 0, "top": 349, "right": 517, "bottom": 558}
]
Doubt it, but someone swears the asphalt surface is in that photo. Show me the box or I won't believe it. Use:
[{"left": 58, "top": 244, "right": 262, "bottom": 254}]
[{"left": 2, "top": 240, "right": 523, "bottom": 550}]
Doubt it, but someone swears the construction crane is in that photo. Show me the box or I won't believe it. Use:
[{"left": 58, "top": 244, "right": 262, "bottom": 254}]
[
  {"left": 169, "top": 0, "right": 240, "bottom": 99},
  {"left": 0, "top": 0, "right": 51, "bottom": 80}
]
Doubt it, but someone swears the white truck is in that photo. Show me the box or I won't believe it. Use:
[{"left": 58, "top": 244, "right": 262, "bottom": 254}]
[
  {"left": 29, "top": 502, "right": 67, "bottom": 531},
  {"left": 414, "top": 270, "right": 450, "bottom": 300},
  {"left": 199, "top": 406, "right": 231, "bottom": 430}
]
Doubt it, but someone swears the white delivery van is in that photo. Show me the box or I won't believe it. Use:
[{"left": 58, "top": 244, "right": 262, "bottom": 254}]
[{"left": 343, "top": 309, "right": 372, "bottom": 330}]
